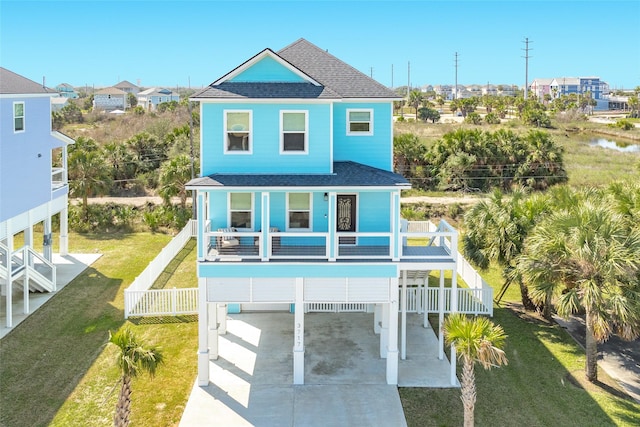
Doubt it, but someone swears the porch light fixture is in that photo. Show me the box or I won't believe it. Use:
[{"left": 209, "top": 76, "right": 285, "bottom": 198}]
[{"left": 324, "top": 193, "right": 328, "bottom": 201}]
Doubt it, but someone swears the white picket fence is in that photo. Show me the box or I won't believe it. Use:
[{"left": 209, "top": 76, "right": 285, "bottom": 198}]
[{"left": 124, "top": 220, "right": 197, "bottom": 318}]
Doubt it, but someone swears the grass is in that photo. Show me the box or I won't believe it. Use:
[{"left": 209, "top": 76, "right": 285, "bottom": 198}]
[
  {"left": 0, "top": 232, "right": 198, "bottom": 427},
  {"left": 400, "top": 306, "right": 640, "bottom": 427}
]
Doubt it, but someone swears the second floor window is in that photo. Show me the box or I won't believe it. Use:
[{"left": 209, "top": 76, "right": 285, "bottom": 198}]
[
  {"left": 288, "top": 193, "right": 311, "bottom": 230},
  {"left": 281, "top": 111, "right": 307, "bottom": 153},
  {"left": 229, "top": 193, "right": 252, "bottom": 229},
  {"left": 225, "top": 111, "right": 251, "bottom": 153},
  {"left": 14, "top": 102, "right": 24, "bottom": 132},
  {"left": 347, "top": 109, "right": 373, "bottom": 135}
]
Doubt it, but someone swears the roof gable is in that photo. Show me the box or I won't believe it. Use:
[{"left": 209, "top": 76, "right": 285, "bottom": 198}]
[{"left": 214, "top": 49, "right": 319, "bottom": 86}]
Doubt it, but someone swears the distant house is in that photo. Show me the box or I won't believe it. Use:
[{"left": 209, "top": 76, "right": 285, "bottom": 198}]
[
  {"left": 114, "top": 80, "right": 139, "bottom": 95},
  {"left": 137, "top": 87, "right": 180, "bottom": 111},
  {"left": 54, "top": 83, "right": 78, "bottom": 99},
  {"left": 0, "top": 67, "right": 74, "bottom": 328},
  {"left": 93, "top": 87, "right": 126, "bottom": 111},
  {"left": 547, "top": 76, "right": 609, "bottom": 110},
  {"left": 433, "top": 85, "right": 454, "bottom": 100},
  {"left": 529, "top": 78, "right": 554, "bottom": 101}
]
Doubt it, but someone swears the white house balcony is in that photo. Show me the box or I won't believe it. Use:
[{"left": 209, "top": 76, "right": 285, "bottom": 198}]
[{"left": 201, "top": 220, "right": 457, "bottom": 265}]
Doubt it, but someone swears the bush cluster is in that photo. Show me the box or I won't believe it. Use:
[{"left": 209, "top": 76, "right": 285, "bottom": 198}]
[{"left": 394, "top": 129, "right": 568, "bottom": 192}]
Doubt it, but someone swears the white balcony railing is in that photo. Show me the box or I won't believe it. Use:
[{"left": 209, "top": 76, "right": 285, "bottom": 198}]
[{"left": 202, "top": 220, "right": 457, "bottom": 263}]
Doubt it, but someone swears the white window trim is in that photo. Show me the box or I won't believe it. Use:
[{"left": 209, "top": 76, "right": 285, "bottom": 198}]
[
  {"left": 346, "top": 108, "right": 373, "bottom": 136},
  {"left": 228, "top": 192, "right": 254, "bottom": 231},
  {"left": 13, "top": 101, "right": 25, "bottom": 133},
  {"left": 280, "top": 110, "right": 308, "bottom": 154},
  {"left": 223, "top": 110, "right": 252, "bottom": 154},
  {"left": 286, "top": 192, "right": 312, "bottom": 231}
]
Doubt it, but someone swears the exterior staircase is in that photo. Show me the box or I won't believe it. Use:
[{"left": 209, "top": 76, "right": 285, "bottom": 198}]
[{"left": 0, "top": 243, "right": 56, "bottom": 295}]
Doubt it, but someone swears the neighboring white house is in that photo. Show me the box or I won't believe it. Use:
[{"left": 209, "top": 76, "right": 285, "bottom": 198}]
[
  {"left": 93, "top": 87, "right": 126, "bottom": 111},
  {"left": 137, "top": 87, "right": 180, "bottom": 111}
]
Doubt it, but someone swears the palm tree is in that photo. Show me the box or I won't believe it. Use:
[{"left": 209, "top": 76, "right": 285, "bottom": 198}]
[
  {"left": 518, "top": 198, "right": 640, "bottom": 382},
  {"left": 408, "top": 89, "right": 424, "bottom": 119},
  {"left": 159, "top": 155, "right": 195, "bottom": 208},
  {"left": 68, "top": 138, "right": 112, "bottom": 221},
  {"left": 444, "top": 313, "right": 508, "bottom": 427},
  {"left": 463, "top": 189, "right": 547, "bottom": 311},
  {"left": 109, "top": 328, "right": 164, "bottom": 427}
]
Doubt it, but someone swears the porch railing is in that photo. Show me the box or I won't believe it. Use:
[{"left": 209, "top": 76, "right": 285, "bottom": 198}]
[{"left": 203, "top": 220, "right": 458, "bottom": 262}]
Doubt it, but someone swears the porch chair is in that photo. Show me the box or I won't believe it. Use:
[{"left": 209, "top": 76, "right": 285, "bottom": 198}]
[{"left": 217, "top": 227, "right": 239, "bottom": 253}]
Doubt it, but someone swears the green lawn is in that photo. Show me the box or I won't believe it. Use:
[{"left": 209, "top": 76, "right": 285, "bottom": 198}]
[
  {"left": 2, "top": 231, "right": 640, "bottom": 426},
  {"left": 0, "top": 233, "right": 198, "bottom": 427}
]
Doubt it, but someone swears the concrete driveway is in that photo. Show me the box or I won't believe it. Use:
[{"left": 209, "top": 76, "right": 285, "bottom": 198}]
[{"left": 180, "top": 312, "right": 455, "bottom": 426}]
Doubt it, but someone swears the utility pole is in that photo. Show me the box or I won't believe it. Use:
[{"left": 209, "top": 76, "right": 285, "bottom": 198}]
[
  {"left": 522, "top": 37, "right": 533, "bottom": 100},
  {"left": 189, "top": 94, "right": 196, "bottom": 219},
  {"left": 454, "top": 52, "right": 459, "bottom": 100},
  {"left": 407, "top": 61, "right": 411, "bottom": 97},
  {"left": 391, "top": 64, "right": 394, "bottom": 88},
  {"left": 370, "top": 67, "right": 373, "bottom": 79}
]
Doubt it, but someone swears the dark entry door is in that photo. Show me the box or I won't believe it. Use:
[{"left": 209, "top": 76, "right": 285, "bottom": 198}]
[{"left": 337, "top": 194, "right": 356, "bottom": 244}]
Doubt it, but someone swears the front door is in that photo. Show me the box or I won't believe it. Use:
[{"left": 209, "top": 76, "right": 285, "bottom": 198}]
[{"left": 337, "top": 194, "right": 356, "bottom": 245}]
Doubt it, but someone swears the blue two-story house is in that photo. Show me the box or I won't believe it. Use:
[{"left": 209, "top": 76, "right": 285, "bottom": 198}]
[
  {"left": 188, "top": 39, "right": 461, "bottom": 386},
  {"left": 1, "top": 67, "right": 73, "bottom": 329}
]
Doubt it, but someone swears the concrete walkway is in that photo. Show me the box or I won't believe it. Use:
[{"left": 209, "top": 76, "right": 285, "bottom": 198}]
[
  {"left": 180, "top": 312, "right": 456, "bottom": 427},
  {"left": 0, "top": 253, "right": 101, "bottom": 338}
]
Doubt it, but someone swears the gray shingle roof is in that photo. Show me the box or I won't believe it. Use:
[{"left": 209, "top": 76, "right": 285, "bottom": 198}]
[
  {"left": 187, "top": 161, "right": 409, "bottom": 188},
  {"left": 193, "top": 39, "right": 399, "bottom": 100},
  {"left": 0, "top": 67, "right": 57, "bottom": 94},
  {"left": 278, "top": 39, "right": 398, "bottom": 99}
]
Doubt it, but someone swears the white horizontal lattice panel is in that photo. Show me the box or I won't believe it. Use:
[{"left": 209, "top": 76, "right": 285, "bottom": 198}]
[
  {"left": 304, "top": 278, "right": 347, "bottom": 302},
  {"left": 207, "top": 277, "right": 250, "bottom": 302},
  {"left": 252, "top": 278, "right": 295, "bottom": 302},
  {"left": 347, "top": 278, "right": 389, "bottom": 302}
]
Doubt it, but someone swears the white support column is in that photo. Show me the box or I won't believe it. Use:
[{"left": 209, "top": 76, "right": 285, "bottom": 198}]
[
  {"left": 43, "top": 216, "right": 52, "bottom": 261},
  {"left": 328, "top": 193, "right": 336, "bottom": 261},
  {"left": 293, "top": 278, "right": 305, "bottom": 385},
  {"left": 5, "top": 227, "right": 13, "bottom": 328},
  {"left": 24, "top": 224, "right": 33, "bottom": 248},
  {"left": 208, "top": 303, "right": 219, "bottom": 359},
  {"left": 261, "top": 192, "right": 269, "bottom": 261},
  {"left": 423, "top": 271, "right": 430, "bottom": 327},
  {"left": 60, "top": 207, "right": 69, "bottom": 256},
  {"left": 438, "top": 270, "right": 445, "bottom": 360},
  {"left": 386, "top": 278, "right": 399, "bottom": 385},
  {"left": 197, "top": 278, "right": 210, "bottom": 386},
  {"left": 451, "top": 266, "right": 458, "bottom": 315},
  {"left": 373, "top": 303, "right": 381, "bottom": 334},
  {"left": 380, "top": 300, "right": 389, "bottom": 358},
  {"left": 217, "top": 304, "right": 227, "bottom": 335},
  {"left": 23, "top": 266, "right": 30, "bottom": 314},
  {"left": 401, "top": 270, "right": 407, "bottom": 360}
]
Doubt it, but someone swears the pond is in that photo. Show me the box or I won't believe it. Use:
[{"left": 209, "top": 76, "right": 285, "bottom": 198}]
[{"left": 589, "top": 137, "right": 640, "bottom": 152}]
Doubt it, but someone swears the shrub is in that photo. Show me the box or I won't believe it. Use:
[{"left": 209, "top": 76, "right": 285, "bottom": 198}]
[
  {"left": 464, "top": 112, "right": 482, "bottom": 125},
  {"left": 484, "top": 112, "right": 501, "bottom": 124},
  {"left": 396, "top": 116, "right": 405, "bottom": 122},
  {"left": 608, "top": 119, "right": 634, "bottom": 130}
]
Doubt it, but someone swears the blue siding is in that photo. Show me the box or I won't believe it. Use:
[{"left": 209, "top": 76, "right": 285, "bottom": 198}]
[
  {"left": 201, "top": 103, "right": 331, "bottom": 175},
  {"left": 333, "top": 102, "right": 393, "bottom": 171},
  {"left": 0, "top": 96, "right": 55, "bottom": 222},
  {"left": 359, "top": 192, "right": 391, "bottom": 231},
  {"left": 199, "top": 262, "right": 397, "bottom": 278},
  {"left": 230, "top": 56, "right": 307, "bottom": 83}
]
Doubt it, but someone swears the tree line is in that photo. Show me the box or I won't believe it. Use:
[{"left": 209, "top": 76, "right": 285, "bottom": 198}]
[{"left": 394, "top": 129, "right": 568, "bottom": 192}]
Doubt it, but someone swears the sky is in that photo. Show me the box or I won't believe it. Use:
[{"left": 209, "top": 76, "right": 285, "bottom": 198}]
[{"left": 1, "top": 0, "right": 639, "bottom": 91}]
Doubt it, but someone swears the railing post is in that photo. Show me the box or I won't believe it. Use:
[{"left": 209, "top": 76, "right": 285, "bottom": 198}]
[{"left": 172, "top": 287, "right": 177, "bottom": 316}]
